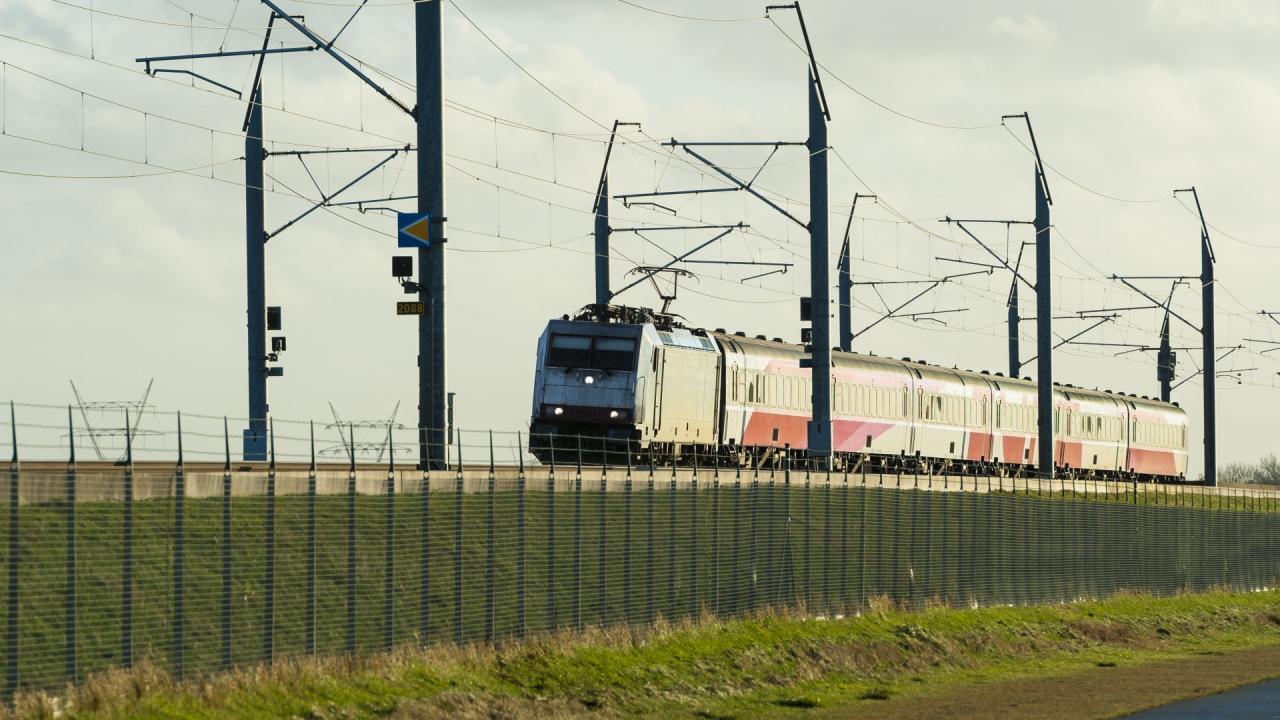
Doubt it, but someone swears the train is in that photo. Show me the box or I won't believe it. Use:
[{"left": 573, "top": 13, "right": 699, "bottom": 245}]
[{"left": 529, "top": 306, "right": 1189, "bottom": 480}]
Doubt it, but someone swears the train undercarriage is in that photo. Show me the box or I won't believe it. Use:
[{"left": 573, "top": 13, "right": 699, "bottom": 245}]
[{"left": 528, "top": 430, "right": 1188, "bottom": 484}]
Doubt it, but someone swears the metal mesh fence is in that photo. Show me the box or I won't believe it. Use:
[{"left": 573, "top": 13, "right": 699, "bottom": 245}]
[{"left": 2, "top": 402, "right": 1280, "bottom": 696}]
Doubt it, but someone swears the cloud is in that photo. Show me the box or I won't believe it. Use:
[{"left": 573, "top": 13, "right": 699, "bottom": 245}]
[{"left": 984, "top": 14, "right": 1055, "bottom": 39}]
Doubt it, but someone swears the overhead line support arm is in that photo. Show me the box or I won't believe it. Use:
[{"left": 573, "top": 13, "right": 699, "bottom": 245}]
[
  {"left": 256, "top": 0, "right": 415, "bottom": 118},
  {"left": 765, "top": 2, "right": 829, "bottom": 119},
  {"left": 266, "top": 150, "right": 402, "bottom": 240},
  {"left": 945, "top": 218, "right": 1036, "bottom": 290},
  {"left": 1111, "top": 276, "right": 1201, "bottom": 333},
  {"left": 609, "top": 225, "right": 742, "bottom": 299},
  {"left": 672, "top": 142, "right": 809, "bottom": 230},
  {"left": 850, "top": 270, "right": 989, "bottom": 341}
]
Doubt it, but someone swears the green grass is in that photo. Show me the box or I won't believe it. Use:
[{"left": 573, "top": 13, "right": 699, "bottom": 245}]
[
  {"left": 3, "top": 469, "right": 1280, "bottom": 695},
  {"left": 10, "top": 590, "right": 1280, "bottom": 719}
]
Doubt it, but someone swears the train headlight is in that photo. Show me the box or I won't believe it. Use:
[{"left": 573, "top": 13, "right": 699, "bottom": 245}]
[
  {"left": 609, "top": 410, "right": 619, "bottom": 419},
  {"left": 553, "top": 407, "right": 564, "bottom": 416},
  {"left": 584, "top": 375, "right": 595, "bottom": 384}
]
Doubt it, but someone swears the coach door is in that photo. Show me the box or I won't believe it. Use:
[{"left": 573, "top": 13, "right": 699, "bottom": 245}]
[{"left": 652, "top": 346, "right": 665, "bottom": 433}]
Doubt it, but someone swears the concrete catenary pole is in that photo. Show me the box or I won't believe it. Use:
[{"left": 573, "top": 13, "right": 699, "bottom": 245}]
[
  {"left": 1008, "top": 279, "right": 1020, "bottom": 379},
  {"left": 806, "top": 73, "right": 831, "bottom": 459},
  {"left": 595, "top": 176, "right": 610, "bottom": 307},
  {"left": 1157, "top": 314, "right": 1172, "bottom": 403},
  {"left": 1197, "top": 200, "right": 1216, "bottom": 487},
  {"left": 1034, "top": 168, "right": 1053, "bottom": 479},
  {"left": 418, "top": 0, "right": 447, "bottom": 470},
  {"left": 837, "top": 231, "right": 851, "bottom": 353},
  {"left": 243, "top": 83, "right": 268, "bottom": 462}
]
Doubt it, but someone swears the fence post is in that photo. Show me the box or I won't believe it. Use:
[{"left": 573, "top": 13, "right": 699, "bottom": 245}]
[
  {"left": 221, "top": 418, "right": 233, "bottom": 671},
  {"left": 453, "top": 432, "right": 464, "bottom": 643},
  {"left": 485, "top": 431, "right": 496, "bottom": 641},
  {"left": 840, "top": 464, "right": 849, "bottom": 615},
  {"left": 731, "top": 457, "right": 742, "bottom": 616},
  {"left": 690, "top": 446, "right": 699, "bottom": 619},
  {"left": 306, "top": 422, "right": 316, "bottom": 655},
  {"left": 386, "top": 425, "right": 397, "bottom": 651},
  {"left": 669, "top": 451, "right": 677, "bottom": 619},
  {"left": 6, "top": 402, "right": 19, "bottom": 699},
  {"left": 597, "top": 438, "right": 607, "bottom": 627},
  {"left": 546, "top": 438, "right": 557, "bottom": 631},
  {"left": 779, "top": 446, "right": 793, "bottom": 606},
  {"left": 910, "top": 469, "right": 922, "bottom": 609},
  {"left": 263, "top": 421, "right": 276, "bottom": 664},
  {"left": 346, "top": 423, "right": 357, "bottom": 655},
  {"left": 858, "top": 464, "right": 867, "bottom": 613},
  {"left": 880, "top": 466, "right": 890, "bottom": 604},
  {"left": 646, "top": 448, "right": 655, "bottom": 624},
  {"left": 573, "top": 435, "right": 583, "bottom": 632},
  {"left": 623, "top": 444, "right": 633, "bottom": 624},
  {"left": 172, "top": 412, "right": 185, "bottom": 678},
  {"left": 516, "top": 432, "right": 527, "bottom": 637},
  {"left": 420, "top": 437, "right": 431, "bottom": 644},
  {"left": 824, "top": 464, "right": 832, "bottom": 614},
  {"left": 121, "top": 408, "right": 134, "bottom": 668},
  {"left": 803, "top": 456, "right": 811, "bottom": 609},
  {"left": 65, "top": 407, "right": 78, "bottom": 684},
  {"left": 711, "top": 451, "right": 721, "bottom": 616},
  {"left": 749, "top": 459, "right": 760, "bottom": 612}
]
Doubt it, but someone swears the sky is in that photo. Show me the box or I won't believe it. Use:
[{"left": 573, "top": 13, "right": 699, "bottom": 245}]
[{"left": 1, "top": 0, "right": 1278, "bottom": 472}]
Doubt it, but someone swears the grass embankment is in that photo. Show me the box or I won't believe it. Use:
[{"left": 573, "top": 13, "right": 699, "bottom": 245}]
[
  {"left": 8, "top": 590, "right": 1280, "bottom": 719},
  {"left": 7, "top": 480, "right": 1280, "bottom": 691}
]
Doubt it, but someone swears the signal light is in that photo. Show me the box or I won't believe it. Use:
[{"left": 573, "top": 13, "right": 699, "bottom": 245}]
[{"left": 392, "top": 255, "right": 413, "bottom": 278}]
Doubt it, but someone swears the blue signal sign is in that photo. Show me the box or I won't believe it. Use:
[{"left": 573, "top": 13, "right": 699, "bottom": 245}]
[{"left": 397, "top": 212, "right": 431, "bottom": 248}]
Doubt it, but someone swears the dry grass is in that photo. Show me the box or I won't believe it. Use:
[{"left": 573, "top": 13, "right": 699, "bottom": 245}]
[{"left": 6, "top": 591, "right": 1280, "bottom": 719}]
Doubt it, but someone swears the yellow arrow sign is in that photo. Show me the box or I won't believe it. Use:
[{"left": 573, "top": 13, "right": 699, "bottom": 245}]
[{"left": 397, "top": 212, "right": 431, "bottom": 248}]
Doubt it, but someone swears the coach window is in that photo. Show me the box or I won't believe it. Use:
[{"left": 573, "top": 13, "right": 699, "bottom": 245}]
[{"left": 547, "top": 334, "right": 592, "bottom": 367}]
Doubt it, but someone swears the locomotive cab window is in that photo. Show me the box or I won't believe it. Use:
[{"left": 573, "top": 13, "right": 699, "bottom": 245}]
[
  {"left": 593, "top": 337, "right": 637, "bottom": 370},
  {"left": 546, "top": 334, "right": 636, "bottom": 370},
  {"left": 547, "top": 334, "right": 592, "bottom": 367}
]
